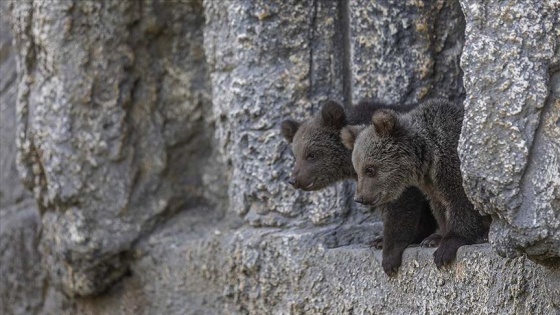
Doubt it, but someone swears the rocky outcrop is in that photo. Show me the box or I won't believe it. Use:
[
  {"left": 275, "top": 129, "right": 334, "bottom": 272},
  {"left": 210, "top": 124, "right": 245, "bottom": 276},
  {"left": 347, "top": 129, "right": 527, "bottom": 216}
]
[
  {"left": 1, "top": 0, "right": 559, "bottom": 314},
  {"left": 349, "top": 0, "right": 466, "bottom": 104},
  {"left": 65, "top": 221, "right": 560, "bottom": 314},
  {"left": 8, "top": 0, "right": 223, "bottom": 297},
  {"left": 459, "top": 0, "right": 560, "bottom": 264},
  {"left": 0, "top": 3, "right": 45, "bottom": 314}
]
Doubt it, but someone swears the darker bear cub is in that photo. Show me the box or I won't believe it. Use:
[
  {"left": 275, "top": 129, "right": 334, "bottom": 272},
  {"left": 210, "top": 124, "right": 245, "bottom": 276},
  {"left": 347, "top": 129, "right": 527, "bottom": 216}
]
[
  {"left": 281, "top": 100, "right": 436, "bottom": 275},
  {"left": 341, "top": 98, "right": 489, "bottom": 268}
]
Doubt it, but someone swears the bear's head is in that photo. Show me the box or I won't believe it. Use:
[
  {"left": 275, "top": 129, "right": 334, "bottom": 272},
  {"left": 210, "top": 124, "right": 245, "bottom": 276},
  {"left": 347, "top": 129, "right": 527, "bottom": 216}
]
[
  {"left": 280, "top": 100, "right": 354, "bottom": 191},
  {"left": 341, "top": 110, "right": 417, "bottom": 206}
]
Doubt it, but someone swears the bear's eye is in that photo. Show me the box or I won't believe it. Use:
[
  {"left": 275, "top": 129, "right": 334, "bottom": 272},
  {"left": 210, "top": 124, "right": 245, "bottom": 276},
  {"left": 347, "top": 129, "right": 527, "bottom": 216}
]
[
  {"left": 306, "top": 152, "right": 316, "bottom": 160},
  {"left": 365, "top": 166, "right": 376, "bottom": 177}
]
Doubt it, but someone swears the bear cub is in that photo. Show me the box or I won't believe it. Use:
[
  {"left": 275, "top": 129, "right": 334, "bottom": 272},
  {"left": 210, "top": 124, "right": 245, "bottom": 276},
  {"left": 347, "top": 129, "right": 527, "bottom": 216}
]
[
  {"left": 341, "top": 98, "right": 489, "bottom": 268},
  {"left": 281, "top": 100, "right": 437, "bottom": 275}
]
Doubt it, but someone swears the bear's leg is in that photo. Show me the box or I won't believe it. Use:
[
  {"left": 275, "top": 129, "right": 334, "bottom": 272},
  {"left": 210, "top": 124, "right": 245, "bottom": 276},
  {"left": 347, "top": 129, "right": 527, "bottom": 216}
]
[
  {"left": 433, "top": 192, "right": 486, "bottom": 268},
  {"left": 380, "top": 187, "right": 425, "bottom": 276}
]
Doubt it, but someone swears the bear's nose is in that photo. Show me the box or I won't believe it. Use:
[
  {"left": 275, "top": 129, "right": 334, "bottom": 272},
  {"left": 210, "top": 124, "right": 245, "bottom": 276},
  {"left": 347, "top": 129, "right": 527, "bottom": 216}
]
[{"left": 354, "top": 196, "right": 364, "bottom": 204}]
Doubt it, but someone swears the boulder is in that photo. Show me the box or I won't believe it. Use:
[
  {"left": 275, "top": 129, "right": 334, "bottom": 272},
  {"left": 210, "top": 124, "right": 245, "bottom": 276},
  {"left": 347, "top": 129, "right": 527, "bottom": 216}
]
[{"left": 459, "top": 0, "right": 560, "bottom": 263}]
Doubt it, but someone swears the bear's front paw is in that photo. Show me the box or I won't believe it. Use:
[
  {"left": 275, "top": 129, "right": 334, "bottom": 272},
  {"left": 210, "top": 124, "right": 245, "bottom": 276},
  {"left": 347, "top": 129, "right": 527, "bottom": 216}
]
[
  {"left": 420, "top": 233, "right": 442, "bottom": 248},
  {"left": 382, "top": 252, "right": 402, "bottom": 277},
  {"left": 433, "top": 235, "right": 470, "bottom": 268}
]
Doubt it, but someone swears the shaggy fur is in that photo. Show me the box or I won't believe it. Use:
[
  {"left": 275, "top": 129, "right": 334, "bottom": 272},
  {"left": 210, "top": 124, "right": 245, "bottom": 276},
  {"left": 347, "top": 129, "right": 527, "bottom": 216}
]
[
  {"left": 281, "top": 100, "right": 437, "bottom": 275},
  {"left": 342, "top": 98, "right": 489, "bottom": 268}
]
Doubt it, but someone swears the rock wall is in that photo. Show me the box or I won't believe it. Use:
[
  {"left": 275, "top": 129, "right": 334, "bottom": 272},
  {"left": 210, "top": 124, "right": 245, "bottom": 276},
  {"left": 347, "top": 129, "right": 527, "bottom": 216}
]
[
  {"left": 8, "top": 0, "right": 223, "bottom": 297},
  {"left": 0, "top": 2, "right": 45, "bottom": 314},
  {"left": 0, "top": 0, "right": 558, "bottom": 314},
  {"left": 203, "top": 0, "right": 466, "bottom": 228},
  {"left": 458, "top": 0, "right": 560, "bottom": 264},
  {"left": 348, "top": 0, "right": 466, "bottom": 104},
  {"left": 204, "top": 0, "right": 352, "bottom": 227}
]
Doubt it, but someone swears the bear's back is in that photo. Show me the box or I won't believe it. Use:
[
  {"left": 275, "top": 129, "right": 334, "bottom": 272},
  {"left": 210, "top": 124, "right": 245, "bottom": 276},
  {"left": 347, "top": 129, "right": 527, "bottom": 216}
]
[
  {"left": 412, "top": 98, "right": 464, "bottom": 153},
  {"left": 348, "top": 101, "right": 419, "bottom": 125}
]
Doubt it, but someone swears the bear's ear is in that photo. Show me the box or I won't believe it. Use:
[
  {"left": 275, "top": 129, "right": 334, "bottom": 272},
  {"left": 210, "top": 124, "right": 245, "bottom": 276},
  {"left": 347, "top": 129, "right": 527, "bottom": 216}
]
[
  {"left": 280, "top": 119, "right": 300, "bottom": 143},
  {"left": 320, "top": 100, "right": 347, "bottom": 129},
  {"left": 371, "top": 110, "right": 398, "bottom": 137},
  {"left": 341, "top": 125, "right": 364, "bottom": 150}
]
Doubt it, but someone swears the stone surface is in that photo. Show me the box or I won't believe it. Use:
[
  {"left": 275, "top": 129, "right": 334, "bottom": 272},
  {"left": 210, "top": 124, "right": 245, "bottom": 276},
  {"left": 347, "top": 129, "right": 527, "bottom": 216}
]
[
  {"left": 59, "top": 216, "right": 560, "bottom": 314},
  {"left": 0, "top": 200, "right": 45, "bottom": 315},
  {"left": 0, "top": 3, "right": 45, "bottom": 314},
  {"left": 204, "top": 0, "right": 354, "bottom": 228},
  {"left": 459, "top": 0, "right": 560, "bottom": 263},
  {"left": 0, "top": 0, "right": 30, "bottom": 210},
  {"left": 8, "top": 0, "right": 224, "bottom": 296},
  {"left": 348, "top": 0, "right": 466, "bottom": 105},
  {"left": 1, "top": 0, "right": 560, "bottom": 314},
  {"left": 203, "top": 0, "right": 467, "bottom": 228}
]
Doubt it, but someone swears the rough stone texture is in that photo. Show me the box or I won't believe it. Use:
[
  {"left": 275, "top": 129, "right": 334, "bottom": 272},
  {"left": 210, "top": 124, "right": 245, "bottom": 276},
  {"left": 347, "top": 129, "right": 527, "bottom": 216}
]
[
  {"left": 0, "top": 2, "right": 31, "bottom": 209},
  {"left": 459, "top": 0, "right": 560, "bottom": 263},
  {"left": 2, "top": 0, "right": 560, "bottom": 314},
  {"left": 8, "top": 0, "right": 224, "bottom": 297},
  {"left": 204, "top": 0, "right": 355, "bottom": 228},
  {"left": 0, "top": 3, "right": 45, "bottom": 314},
  {"left": 0, "top": 200, "right": 45, "bottom": 315},
  {"left": 203, "top": 0, "right": 467, "bottom": 228},
  {"left": 348, "top": 0, "right": 466, "bottom": 104},
  {"left": 55, "top": 217, "right": 560, "bottom": 315}
]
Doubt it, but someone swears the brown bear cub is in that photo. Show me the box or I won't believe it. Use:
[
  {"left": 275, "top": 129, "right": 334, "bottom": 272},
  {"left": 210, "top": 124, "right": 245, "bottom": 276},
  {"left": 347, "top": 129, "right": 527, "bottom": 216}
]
[
  {"left": 341, "top": 98, "right": 488, "bottom": 268},
  {"left": 281, "top": 100, "right": 437, "bottom": 275}
]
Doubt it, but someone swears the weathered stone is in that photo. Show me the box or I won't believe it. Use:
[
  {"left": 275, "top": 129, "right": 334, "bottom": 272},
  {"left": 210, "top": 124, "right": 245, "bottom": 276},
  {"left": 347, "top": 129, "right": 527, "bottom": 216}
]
[
  {"left": 459, "top": 0, "right": 560, "bottom": 263},
  {"left": 0, "top": 0, "right": 30, "bottom": 210},
  {"left": 0, "top": 4, "right": 46, "bottom": 314},
  {"left": 204, "top": 0, "right": 354, "bottom": 227},
  {"left": 0, "top": 201, "right": 45, "bottom": 315},
  {"left": 203, "top": 0, "right": 468, "bottom": 229},
  {"left": 2, "top": 0, "right": 560, "bottom": 313},
  {"left": 64, "top": 215, "right": 560, "bottom": 314},
  {"left": 349, "top": 0, "right": 466, "bottom": 104},
  {"left": 8, "top": 0, "right": 222, "bottom": 296}
]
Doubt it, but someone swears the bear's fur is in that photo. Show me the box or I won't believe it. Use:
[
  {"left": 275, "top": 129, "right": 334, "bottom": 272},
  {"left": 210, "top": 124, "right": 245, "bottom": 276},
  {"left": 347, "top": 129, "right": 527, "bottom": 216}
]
[
  {"left": 281, "top": 100, "right": 437, "bottom": 275},
  {"left": 341, "top": 98, "right": 488, "bottom": 268}
]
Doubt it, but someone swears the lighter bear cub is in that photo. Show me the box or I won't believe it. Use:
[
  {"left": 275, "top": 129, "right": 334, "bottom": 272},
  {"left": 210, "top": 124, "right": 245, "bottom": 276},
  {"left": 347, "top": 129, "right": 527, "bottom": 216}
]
[
  {"left": 281, "top": 100, "right": 437, "bottom": 275},
  {"left": 341, "top": 98, "right": 488, "bottom": 268}
]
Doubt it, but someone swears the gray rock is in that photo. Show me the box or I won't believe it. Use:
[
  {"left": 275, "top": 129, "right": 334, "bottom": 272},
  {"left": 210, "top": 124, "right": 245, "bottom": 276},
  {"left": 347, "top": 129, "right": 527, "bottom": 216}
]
[
  {"left": 204, "top": 0, "right": 354, "bottom": 227},
  {"left": 0, "top": 0, "right": 30, "bottom": 210},
  {"left": 203, "top": 0, "right": 467, "bottom": 228},
  {"left": 8, "top": 0, "right": 222, "bottom": 296},
  {"left": 0, "top": 202, "right": 45, "bottom": 315},
  {"left": 61, "top": 215, "right": 560, "bottom": 314},
  {"left": 349, "top": 0, "right": 466, "bottom": 104},
  {"left": 0, "top": 3, "right": 45, "bottom": 314},
  {"left": 458, "top": 0, "right": 560, "bottom": 263},
  {"left": 2, "top": 0, "right": 559, "bottom": 313}
]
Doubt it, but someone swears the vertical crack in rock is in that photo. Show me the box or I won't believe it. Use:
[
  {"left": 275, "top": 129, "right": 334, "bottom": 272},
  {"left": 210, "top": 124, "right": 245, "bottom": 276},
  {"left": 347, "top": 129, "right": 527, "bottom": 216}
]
[
  {"left": 348, "top": 0, "right": 465, "bottom": 105},
  {"left": 308, "top": 0, "right": 318, "bottom": 105},
  {"left": 339, "top": 0, "right": 352, "bottom": 107}
]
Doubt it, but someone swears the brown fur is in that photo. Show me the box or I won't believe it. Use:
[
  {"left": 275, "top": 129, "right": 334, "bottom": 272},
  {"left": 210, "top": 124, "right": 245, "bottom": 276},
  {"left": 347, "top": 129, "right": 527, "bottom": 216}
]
[
  {"left": 281, "top": 100, "right": 437, "bottom": 275},
  {"left": 343, "top": 98, "right": 489, "bottom": 268}
]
